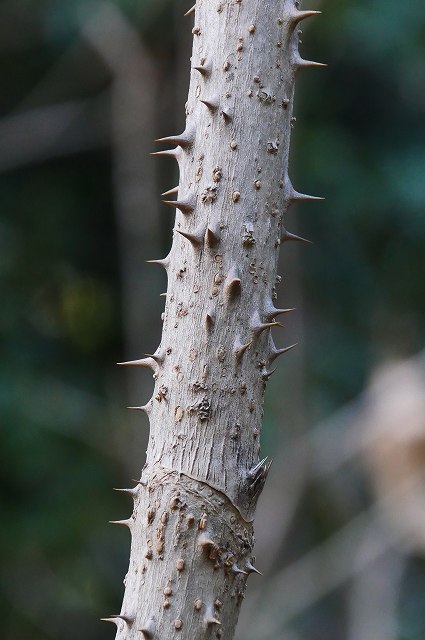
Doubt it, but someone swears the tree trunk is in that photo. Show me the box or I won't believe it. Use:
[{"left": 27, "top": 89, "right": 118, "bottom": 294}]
[{"left": 108, "top": 1, "right": 322, "bottom": 638}]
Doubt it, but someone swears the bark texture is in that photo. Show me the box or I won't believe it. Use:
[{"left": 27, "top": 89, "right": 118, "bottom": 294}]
[{"left": 109, "top": 1, "right": 322, "bottom": 638}]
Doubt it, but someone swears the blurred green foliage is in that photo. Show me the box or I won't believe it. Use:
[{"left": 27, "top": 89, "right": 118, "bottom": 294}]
[{"left": 1, "top": 1, "right": 424, "bottom": 639}]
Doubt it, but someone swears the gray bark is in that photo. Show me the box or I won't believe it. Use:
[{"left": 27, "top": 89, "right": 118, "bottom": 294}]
[{"left": 109, "top": 1, "right": 322, "bottom": 638}]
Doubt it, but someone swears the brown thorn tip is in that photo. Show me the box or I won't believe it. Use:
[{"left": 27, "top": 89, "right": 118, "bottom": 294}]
[
  {"left": 205, "top": 312, "right": 215, "bottom": 331},
  {"left": 176, "top": 229, "right": 204, "bottom": 248},
  {"left": 290, "top": 10, "right": 321, "bottom": 26},
  {"left": 184, "top": 3, "right": 196, "bottom": 16},
  {"left": 281, "top": 228, "right": 313, "bottom": 245},
  {"left": 161, "top": 185, "right": 179, "bottom": 197},
  {"left": 193, "top": 65, "right": 209, "bottom": 77},
  {"left": 200, "top": 98, "right": 219, "bottom": 112},
  {"left": 205, "top": 226, "right": 221, "bottom": 248}
]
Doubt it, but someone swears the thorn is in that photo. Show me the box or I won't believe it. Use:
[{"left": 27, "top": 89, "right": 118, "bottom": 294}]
[
  {"left": 234, "top": 338, "right": 252, "bottom": 363},
  {"left": 155, "top": 126, "right": 194, "bottom": 150},
  {"left": 288, "top": 190, "right": 325, "bottom": 205},
  {"left": 198, "top": 534, "right": 218, "bottom": 550},
  {"left": 109, "top": 518, "right": 132, "bottom": 528},
  {"left": 205, "top": 311, "right": 215, "bottom": 332},
  {"left": 113, "top": 487, "right": 139, "bottom": 497},
  {"left": 224, "top": 267, "right": 241, "bottom": 301},
  {"left": 265, "top": 307, "right": 296, "bottom": 320},
  {"left": 231, "top": 564, "right": 248, "bottom": 576},
  {"left": 101, "top": 617, "right": 120, "bottom": 626},
  {"left": 159, "top": 292, "right": 167, "bottom": 297},
  {"left": 246, "top": 560, "right": 263, "bottom": 576},
  {"left": 184, "top": 3, "right": 196, "bottom": 16},
  {"left": 249, "top": 458, "right": 273, "bottom": 493},
  {"left": 200, "top": 97, "right": 219, "bottom": 113},
  {"left": 269, "top": 343, "right": 298, "bottom": 364},
  {"left": 144, "top": 352, "right": 164, "bottom": 364},
  {"left": 150, "top": 147, "right": 180, "bottom": 160},
  {"left": 204, "top": 616, "right": 222, "bottom": 627},
  {"left": 284, "top": 174, "right": 324, "bottom": 205},
  {"left": 262, "top": 368, "right": 277, "bottom": 382},
  {"left": 162, "top": 197, "right": 195, "bottom": 215},
  {"left": 193, "top": 64, "right": 210, "bottom": 77},
  {"left": 293, "top": 53, "right": 327, "bottom": 72},
  {"left": 108, "top": 614, "right": 134, "bottom": 625},
  {"left": 205, "top": 224, "right": 221, "bottom": 248},
  {"left": 281, "top": 226, "right": 313, "bottom": 245},
  {"left": 220, "top": 108, "right": 232, "bottom": 122},
  {"left": 127, "top": 403, "right": 152, "bottom": 414},
  {"left": 175, "top": 227, "right": 205, "bottom": 249},
  {"left": 145, "top": 256, "right": 170, "bottom": 269},
  {"left": 117, "top": 357, "right": 157, "bottom": 371},
  {"left": 252, "top": 322, "right": 283, "bottom": 337},
  {"left": 289, "top": 10, "right": 321, "bottom": 28},
  {"left": 249, "top": 457, "right": 269, "bottom": 478},
  {"left": 161, "top": 185, "right": 179, "bottom": 197}
]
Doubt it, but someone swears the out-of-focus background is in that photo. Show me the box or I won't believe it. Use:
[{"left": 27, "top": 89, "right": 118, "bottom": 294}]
[{"left": 1, "top": 0, "right": 425, "bottom": 638}]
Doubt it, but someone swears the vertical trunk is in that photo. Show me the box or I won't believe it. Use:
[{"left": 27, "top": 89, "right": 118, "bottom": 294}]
[{"left": 108, "top": 1, "right": 322, "bottom": 638}]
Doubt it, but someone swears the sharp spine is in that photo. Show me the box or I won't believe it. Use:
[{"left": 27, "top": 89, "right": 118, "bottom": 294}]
[
  {"left": 205, "top": 311, "right": 215, "bottom": 332},
  {"left": 262, "top": 368, "right": 277, "bottom": 382},
  {"left": 117, "top": 357, "right": 158, "bottom": 371},
  {"left": 290, "top": 10, "right": 321, "bottom": 28},
  {"left": 281, "top": 227, "right": 313, "bottom": 245},
  {"left": 155, "top": 126, "right": 194, "bottom": 150},
  {"left": 145, "top": 256, "right": 170, "bottom": 269},
  {"left": 252, "top": 322, "right": 283, "bottom": 337},
  {"left": 113, "top": 487, "right": 139, "bottom": 497},
  {"left": 269, "top": 343, "right": 298, "bottom": 364},
  {"left": 162, "top": 197, "right": 195, "bottom": 215},
  {"left": 245, "top": 560, "right": 263, "bottom": 576},
  {"left": 144, "top": 352, "right": 164, "bottom": 364},
  {"left": 127, "top": 403, "right": 152, "bottom": 414},
  {"left": 184, "top": 3, "right": 196, "bottom": 16},
  {"left": 198, "top": 534, "right": 218, "bottom": 550},
  {"left": 205, "top": 224, "right": 221, "bottom": 248},
  {"left": 161, "top": 185, "right": 179, "bottom": 197},
  {"left": 200, "top": 97, "right": 219, "bottom": 112},
  {"left": 193, "top": 64, "right": 210, "bottom": 77},
  {"left": 176, "top": 226, "right": 205, "bottom": 249},
  {"left": 224, "top": 267, "right": 242, "bottom": 301},
  {"left": 231, "top": 564, "right": 248, "bottom": 576},
  {"left": 109, "top": 518, "right": 132, "bottom": 528},
  {"left": 293, "top": 53, "right": 327, "bottom": 71},
  {"left": 265, "top": 306, "right": 296, "bottom": 320},
  {"left": 220, "top": 108, "right": 232, "bottom": 122},
  {"left": 150, "top": 147, "right": 180, "bottom": 160},
  {"left": 234, "top": 337, "right": 252, "bottom": 363}
]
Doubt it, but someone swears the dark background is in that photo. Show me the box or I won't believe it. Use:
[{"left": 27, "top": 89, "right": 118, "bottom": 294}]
[{"left": 1, "top": 1, "right": 425, "bottom": 639}]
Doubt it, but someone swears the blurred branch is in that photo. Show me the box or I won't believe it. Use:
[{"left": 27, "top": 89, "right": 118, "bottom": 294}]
[
  {"left": 0, "top": 98, "right": 109, "bottom": 173},
  {"left": 240, "top": 470, "right": 425, "bottom": 640},
  {"left": 82, "top": 2, "right": 161, "bottom": 474}
]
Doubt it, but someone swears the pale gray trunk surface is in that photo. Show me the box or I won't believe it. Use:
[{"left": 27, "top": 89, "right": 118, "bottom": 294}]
[{"left": 108, "top": 1, "right": 322, "bottom": 638}]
